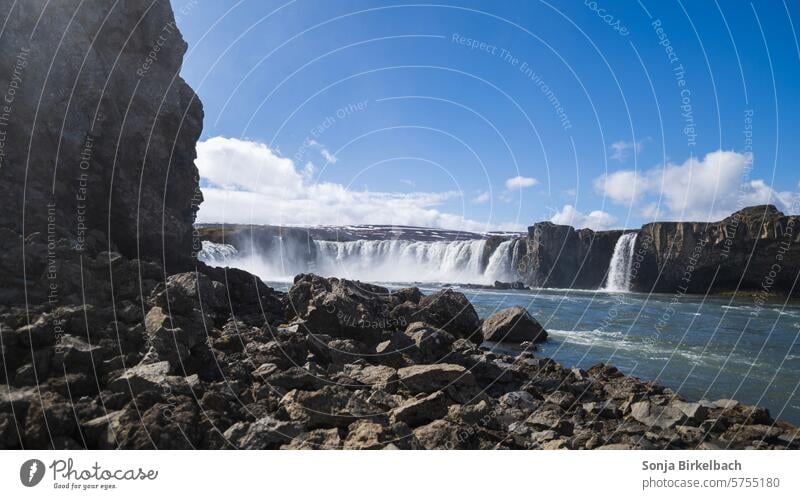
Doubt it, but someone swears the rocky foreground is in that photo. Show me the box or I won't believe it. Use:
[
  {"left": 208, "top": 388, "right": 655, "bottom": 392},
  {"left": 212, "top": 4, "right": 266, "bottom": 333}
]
[{"left": 1, "top": 254, "right": 798, "bottom": 449}]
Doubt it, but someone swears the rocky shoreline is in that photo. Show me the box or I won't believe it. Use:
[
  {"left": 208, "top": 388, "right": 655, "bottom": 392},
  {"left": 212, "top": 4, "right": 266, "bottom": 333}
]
[{"left": 1, "top": 257, "right": 798, "bottom": 449}]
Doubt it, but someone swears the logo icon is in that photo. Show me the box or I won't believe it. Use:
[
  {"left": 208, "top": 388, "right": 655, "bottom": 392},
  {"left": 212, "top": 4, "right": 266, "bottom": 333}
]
[{"left": 20, "top": 459, "right": 45, "bottom": 487}]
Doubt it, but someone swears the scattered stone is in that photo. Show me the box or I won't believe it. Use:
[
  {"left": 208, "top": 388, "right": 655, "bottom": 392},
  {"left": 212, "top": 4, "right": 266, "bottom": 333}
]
[
  {"left": 397, "top": 364, "right": 473, "bottom": 394},
  {"left": 629, "top": 401, "right": 684, "bottom": 429},
  {"left": 481, "top": 306, "right": 548, "bottom": 343},
  {"left": 391, "top": 391, "right": 449, "bottom": 427}
]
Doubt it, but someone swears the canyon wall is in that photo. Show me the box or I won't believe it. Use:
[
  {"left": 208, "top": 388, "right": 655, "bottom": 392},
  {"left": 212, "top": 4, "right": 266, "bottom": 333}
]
[
  {"left": 631, "top": 205, "right": 800, "bottom": 296},
  {"left": 517, "top": 205, "right": 800, "bottom": 296},
  {"left": 0, "top": 0, "right": 203, "bottom": 272},
  {"left": 519, "top": 222, "right": 625, "bottom": 289}
]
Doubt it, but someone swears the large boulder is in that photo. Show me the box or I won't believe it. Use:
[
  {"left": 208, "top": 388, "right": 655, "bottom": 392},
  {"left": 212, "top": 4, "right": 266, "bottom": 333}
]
[
  {"left": 412, "top": 289, "right": 480, "bottom": 341},
  {"left": 285, "top": 274, "right": 397, "bottom": 340},
  {"left": 481, "top": 306, "right": 548, "bottom": 343}
]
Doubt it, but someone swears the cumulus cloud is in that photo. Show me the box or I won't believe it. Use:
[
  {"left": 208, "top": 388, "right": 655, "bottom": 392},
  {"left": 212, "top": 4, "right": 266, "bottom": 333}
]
[
  {"left": 306, "top": 139, "right": 337, "bottom": 164},
  {"left": 472, "top": 191, "right": 491, "bottom": 204},
  {"left": 195, "top": 137, "right": 524, "bottom": 232},
  {"left": 550, "top": 204, "right": 617, "bottom": 230},
  {"left": 505, "top": 176, "right": 538, "bottom": 190},
  {"left": 594, "top": 149, "right": 799, "bottom": 221},
  {"left": 609, "top": 138, "right": 648, "bottom": 162}
]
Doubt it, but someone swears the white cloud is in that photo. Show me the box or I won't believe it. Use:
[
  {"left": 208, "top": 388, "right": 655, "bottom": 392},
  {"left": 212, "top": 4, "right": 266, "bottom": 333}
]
[
  {"left": 609, "top": 138, "right": 647, "bottom": 162},
  {"left": 306, "top": 139, "right": 337, "bottom": 164},
  {"left": 195, "top": 137, "right": 525, "bottom": 232},
  {"left": 472, "top": 191, "right": 491, "bottom": 204},
  {"left": 550, "top": 204, "right": 617, "bottom": 230},
  {"left": 593, "top": 169, "right": 645, "bottom": 207},
  {"left": 594, "top": 149, "right": 799, "bottom": 221},
  {"left": 505, "top": 176, "right": 538, "bottom": 190},
  {"left": 196, "top": 136, "right": 303, "bottom": 194}
]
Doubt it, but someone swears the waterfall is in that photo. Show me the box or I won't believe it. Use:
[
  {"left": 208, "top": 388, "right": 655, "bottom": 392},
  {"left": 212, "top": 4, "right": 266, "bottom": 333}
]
[
  {"left": 314, "top": 239, "right": 490, "bottom": 283},
  {"left": 604, "top": 232, "right": 638, "bottom": 292},
  {"left": 483, "top": 240, "right": 516, "bottom": 283},
  {"left": 199, "top": 237, "right": 523, "bottom": 284},
  {"left": 198, "top": 240, "right": 238, "bottom": 263}
]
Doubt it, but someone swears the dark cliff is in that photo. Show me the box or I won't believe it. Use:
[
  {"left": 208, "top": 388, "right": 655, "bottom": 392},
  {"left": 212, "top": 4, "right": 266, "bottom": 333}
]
[
  {"left": 632, "top": 205, "right": 800, "bottom": 296},
  {"left": 0, "top": 0, "right": 203, "bottom": 270},
  {"left": 520, "top": 222, "right": 626, "bottom": 289}
]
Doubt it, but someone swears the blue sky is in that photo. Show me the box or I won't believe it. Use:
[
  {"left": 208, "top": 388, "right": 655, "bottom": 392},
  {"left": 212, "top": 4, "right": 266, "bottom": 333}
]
[{"left": 174, "top": 0, "right": 800, "bottom": 232}]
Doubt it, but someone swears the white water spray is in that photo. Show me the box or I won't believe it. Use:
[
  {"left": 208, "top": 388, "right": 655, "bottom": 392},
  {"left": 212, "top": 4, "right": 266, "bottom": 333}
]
[
  {"left": 604, "top": 232, "right": 638, "bottom": 292},
  {"left": 199, "top": 238, "right": 523, "bottom": 284}
]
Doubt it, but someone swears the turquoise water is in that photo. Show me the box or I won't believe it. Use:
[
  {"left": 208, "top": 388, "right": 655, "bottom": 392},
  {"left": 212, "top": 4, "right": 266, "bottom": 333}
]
[{"left": 268, "top": 280, "right": 800, "bottom": 425}]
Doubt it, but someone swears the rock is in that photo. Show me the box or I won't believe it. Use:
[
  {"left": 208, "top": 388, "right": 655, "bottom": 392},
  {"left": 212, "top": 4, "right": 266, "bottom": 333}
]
[
  {"left": 54, "top": 335, "right": 104, "bottom": 373},
  {"left": 671, "top": 400, "right": 709, "bottom": 422},
  {"left": 397, "top": 364, "right": 474, "bottom": 394},
  {"left": 631, "top": 206, "right": 800, "bottom": 295},
  {"left": 713, "top": 399, "right": 740, "bottom": 410},
  {"left": 544, "top": 391, "right": 577, "bottom": 410},
  {"left": 264, "top": 367, "right": 327, "bottom": 392},
  {"left": 282, "top": 429, "right": 343, "bottom": 449},
  {"left": 344, "top": 420, "right": 418, "bottom": 449},
  {"left": 280, "top": 386, "right": 378, "bottom": 429},
  {"left": 481, "top": 306, "right": 548, "bottom": 343},
  {"left": 629, "top": 401, "right": 684, "bottom": 429},
  {"left": 342, "top": 364, "right": 398, "bottom": 392},
  {"left": 15, "top": 317, "right": 55, "bottom": 348},
  {"left": 582, "top": 401, "right": 621, "bottom": 419},
  {"left": 0, "top": 412, "right": 21, "bottom": 449},
  {"left": 404, "top": 322, "right": 455, "bottom": 362},
  {"left": 24, "top": 392, "right": 78, "bottom": 448},
  {"left": 526, "top": 406, "right": 573, "bottom": 435},
  {"left": 0, "top": 386, "right": 38, "bottom": 416},
  {"left": 228, "top": 417, "right": 304, "bottom": 449},
  {"left": 413, "top": 419, "right": 463, "bottom": 449},
  {"left": 286, "top": 274, "right": 396, "bottom": 340},
  {"left": 82, "top": 410, "right": 126, "bottom": 449},
  {"left": 447, "top": 400, "right": 492, "bottom": 427},
  {"left": 164, "top": 272, "right": 221, "bottom": 310},
  {"left": 390, "top": 392, "right": 449, "bottom": 427},
  {"left": 722, "top": 424, "right": 783, "bottom": 444},
  {"left": 520, "top": 223, "right": 624, "bottom": 288},
  {"left": 415, "top": 289, "right": 480, "bottom": 340},
  {"left": 596, "top": 443, "right": 633, "bottom": 450},
  {"left": 1, "top": 0, "right": 202, "bottom": 269},
  {"left": 108, "top": 361, "right": 172, "bottom": 394}
]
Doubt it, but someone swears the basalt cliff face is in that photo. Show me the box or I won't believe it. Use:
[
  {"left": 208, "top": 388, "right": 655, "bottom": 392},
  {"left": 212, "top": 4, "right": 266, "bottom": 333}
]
[
  {"left": 631, "top": 205, "right": 800, "bottom": 296},
  {"left": 519, "top": 223, "right": 624, "bottom": 289},
  {"left": 0, "top": 0, "right": 203, "bottom": 274},
  {"left": 517, "top": 205, "right": 799, "bottom": 296}
]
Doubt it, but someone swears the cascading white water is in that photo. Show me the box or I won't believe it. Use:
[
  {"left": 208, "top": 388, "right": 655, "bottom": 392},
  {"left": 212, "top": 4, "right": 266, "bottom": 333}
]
[
  {"left": 198, "top": 240, "right": 238, "bottom": 263},
  {"left": 314, "top": 239, "right": 490, "bottom": 283},
  {"left": 198, "top": 237, "right": 523, "bottom": 284},
  {"left": 483, "top": 240, "right": 516, "bottom": 283},
  {"left": 604, "top": 232, "right": 638, "bottom": 292}
]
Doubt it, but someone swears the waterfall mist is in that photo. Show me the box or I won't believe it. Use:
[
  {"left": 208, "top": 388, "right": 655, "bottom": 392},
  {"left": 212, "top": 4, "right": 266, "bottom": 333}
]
[{"left": 199, "top": 237, "right": 524, "bottom": 284}]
